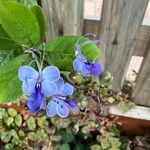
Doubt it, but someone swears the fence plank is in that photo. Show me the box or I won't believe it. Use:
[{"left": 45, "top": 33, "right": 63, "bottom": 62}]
[
  {"left": 41, "top": 0, "right": 84, "bottom": 40},
  {"left": 83, "top": 19, "right": 150, "bottom": 57},
  {"left": 134, "top": 26, "right": 150, "bottom": 56},
  {"left": 132, "top": 42, "right": 150, "bottom": 106},
  {"left": 98, "top": 0, "right": 149, "bottom": 91}
]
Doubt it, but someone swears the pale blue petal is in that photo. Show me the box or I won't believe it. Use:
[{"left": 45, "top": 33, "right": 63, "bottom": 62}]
[
  {"left": 56, "top": 101, "right": 69, "bottom": 118},
  {"left": 73, "top": 58, "right": 84, "bottom": 72},
  {"left": 22, "top": 79, "right": 36, "bottom": 95},
  {"left": 18, "top": 66, "right": 38, "bottom": 81},
  {"left": 41, "top": 80, "right": 57, "bottom": 96},
  {"left": 46, "top": 100, "right": 57, "bottom": 117},
  {"left": 55, "top": 77, "right": 64, "bottom": 94},
  {"left": 61, "top": 83, "right": 74, "bottom": 96},
  {"left": 42, "top": 66, "right": 60, "bottom": 82}
]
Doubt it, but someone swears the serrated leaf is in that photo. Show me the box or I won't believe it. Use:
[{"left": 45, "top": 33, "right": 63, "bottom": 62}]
[
  {"left": 8, "top": 108, "right": 17, "bottom": 117},
  {"left": 0, "top": 54, "right": 30, "bottom": 103},
  {"left": 15, "top": 114, "right": 22, "bottom": 127},
  {"left": 0, "top": 1, "right": 40, "bottom": 46},
  {"left": 18, "top": 130, "right": 25, "bottom": 137},
  {"left": 45, "top": 36, "right": 101, "bottom": 71},
  {"left": 28, "top": 132, "right": 37, "bottom": 141},
  {"left": 0, "top": 25, "right": 18, "bottom": 50},
  {"left": 5, "top": 143, "right": 14, "bottom": 150},
  {"left": 0, "top": 108, "right": 7, "bottom": 119},
  {"left": 90, "top": 144, "right": 101, "bottom": 150},
  {"left": 36, "top": 128, "right": 47, "bottom": 141},
  {"left": 27, "top": 116, "right": 36, "bottom": 130},
  {"left": 31, "top": 5, "right": 46, "bottom": 37},
  {"left": 100, "top": 138, "right": 110, "bottom": 149}
]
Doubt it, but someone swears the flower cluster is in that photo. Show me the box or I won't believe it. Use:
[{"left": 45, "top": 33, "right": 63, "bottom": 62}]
[
  {"left": 73, "top": 42, "right": 103, "bottom": 77},
  {"left": 18, "top": 66, "right": 78, "bottom": 118}
]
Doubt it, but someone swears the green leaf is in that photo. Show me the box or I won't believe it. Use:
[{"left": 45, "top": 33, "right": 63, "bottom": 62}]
[
  {"left": 107, "top": 97, "right": 115, "bottom": 104},
  {"left": 0, "top": 108, "right": 7, "bottom": 119},
  {"left": 0, "top": 50, "right": 14, "bottom": 66},
  {"left": 0, "top": 54, "right": 30, "bottom": 103},
  {"left": 31, "top": 5, "right": 46, "bottom": 37},
  {"left": 0, "top": 25, "right": 18, "bottom": 50},
  {"left": 90, "top": 144, "right": 102, "bottom": 150},
  {"left": 36, "top": 128, "right": 47, "bottom": 141},
  {"left": 0, "top": 1, "right": 40, "bottom": 46},
  {"left": 100, "top": 138, "right": 110, "bottom": 149},
  {"left": 62, "top": 132, "right": 75, "bottom": 143},
  {"left": 1, "top": 131, "right": 12, "bottom": 142},
  {"left": 8, "top": 108, "right": 17, "bottom": 117},
  {"left": 15, "top": 114, "right": 22, "bottom": 127},
  {"left": 60, "top": 143, "right": 70, "bottom": 150},
  {"left": 16, "top": 0, "right": 37, "bottom": 8},
  {"left": 18, "top": 130, "right": 25, "bottom": 137},
  {"left": 5, "top": 117, "right": 14, "bottom": 126},
  {"left": 5, "top": 143, "right": 14, "bottom": 150},
  {"left": 28, "top": 132, "right": 37, "bottom": 141},
  {"left": 11, "top": 129, "right": 20, "bottom": 145},
  {"left": 27, "top": 116, "right": 36, "bottom": 130},
  {"left": 45, "top": 36, "right": 101, "bottom": 71}
]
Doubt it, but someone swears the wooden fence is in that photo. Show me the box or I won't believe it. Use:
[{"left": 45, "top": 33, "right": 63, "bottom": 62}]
[{"left": 41, "top": 0, "right": 150, "bottom": 107}]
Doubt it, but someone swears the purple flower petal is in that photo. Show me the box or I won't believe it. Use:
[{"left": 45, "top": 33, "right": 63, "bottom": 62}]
[
  {"left": 41, "top": 80, "right": 57, "bottom": 96},
  {"left": 90, "top": 63, "right": 103, "bottom": 77},
  {"left": 22, "top": 79, "right": 36, "bottom": 95},
  {"left": 66, "top": 100, "right": 79, "bottom": 111},
  {"left": 46, "top": 100, "right": 57, "bottom": 117},
  {"left": 27, "top": 87, "right": 44, "bottom": 113},
  {"left": 61, "top": 83, "right": 74, "bottom": 96},
  {"left": 18, "top": 66, "right": 38, "bottom": 81},
  {"left": 56, "top": 101, "right": 69, "bottom": 118},
  {"left": 42, "top": 66, "right": 60, "bottom": 82}
]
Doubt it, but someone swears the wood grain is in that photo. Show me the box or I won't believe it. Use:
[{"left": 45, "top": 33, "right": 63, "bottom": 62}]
[
  {"left": 98, "top": 0, "right": 149, "bottom": 91},
  {"left": 132, "top": 41, "right": 150, "bottom": 106},
  {"left": 41, "top": 0, "right": 84, "bottom": 41}
]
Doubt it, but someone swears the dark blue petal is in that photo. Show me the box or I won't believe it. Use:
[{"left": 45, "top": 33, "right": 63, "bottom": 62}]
[
  {"left": 61, "top": 83, "right": 74, "bottom": 96},
  {"left": 56, "top": 101, "right": 69, "bottom": 118},
  {"left": 90, "top": 63, "right": 103, "bottom": 77},
  {"left": 18, "top": 66, "right": 38, "bottom": 81},
  {"left": 27, "top": 87, "right": 44, "bottom": 113},
  {"left": 46, "top": 100, "right": 57, "bottom": 117},
  {"left": 41, "top": 80, "right": 57, "bottom": 96},
  {"left": 42, "top": 66, "right": 60, "bottom": 82},
  {"left": 66, "top": 100, "right": 79, "bottom": 111},
  {"left": 22, "top": 79, "right": 36, "bottom": 95}
]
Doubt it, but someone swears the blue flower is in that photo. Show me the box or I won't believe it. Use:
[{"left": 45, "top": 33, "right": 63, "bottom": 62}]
[
  {"left": 46, "top": 78, "right": 79, "bottom": 118},
  {"left": 73, "top": 44, "right": 103, "bottom": 77},
  {"left": 18, "top": 65, "right": 60, "bottom": 113}
]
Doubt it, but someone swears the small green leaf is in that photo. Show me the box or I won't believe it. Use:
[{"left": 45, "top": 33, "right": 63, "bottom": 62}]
[
  {"left": 1, "top": 131, "right": 12, "bottom": 143},
  {"left": 5, "top": 117, "right": 14, "bottom": 126},
  {"left": 0, "top": 108, "right": 7, "bottom": 119},
  {"left": 0, "top": 54, "right": 30, "bottom": 103},
  {"left": 31, "top": 5, "right": 46, "bottom": 37},
  {"left": 90, "top": 144, "right": 101, "bottom": 150},
  {"left": 0, "top": 1, "right": 40, "bottom": 46},
  {"left": 107, "top": 97, "right": 115, "bottom": 104},
  {"left": 8, "top": 108, "right": 17, "bottom": 117},
  {"left": 36, "top": 128, "right": 47, "bottom": 141},
  {"left": 11, "top": 129, "right": 20, "bottom": 145},
  {"left": 28, "top": 132, "right": 37, "bottom": 141},
  {"left": 60, "top": 143, "right": 70, "bottom": 150},
  {"left": 27, "top": 116, "right": 36, "bottom": 130},
  {"left": 15, "top": 114, "right": 22, "bottom": 127},
  {"left": 45, "top": 36, "right": 101, "bottom": 71},
  {"left": 100, "top": 138, "right": 110, "bottom": 149},
  {"left": 37, "top": 116, "right": 48, "bottom": 128},
  {"left": 5, "top": 143, "right": 14, "bottom": 150},
  {"left": 18, "top": 130, "right": 25, "bottom": 137}
]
